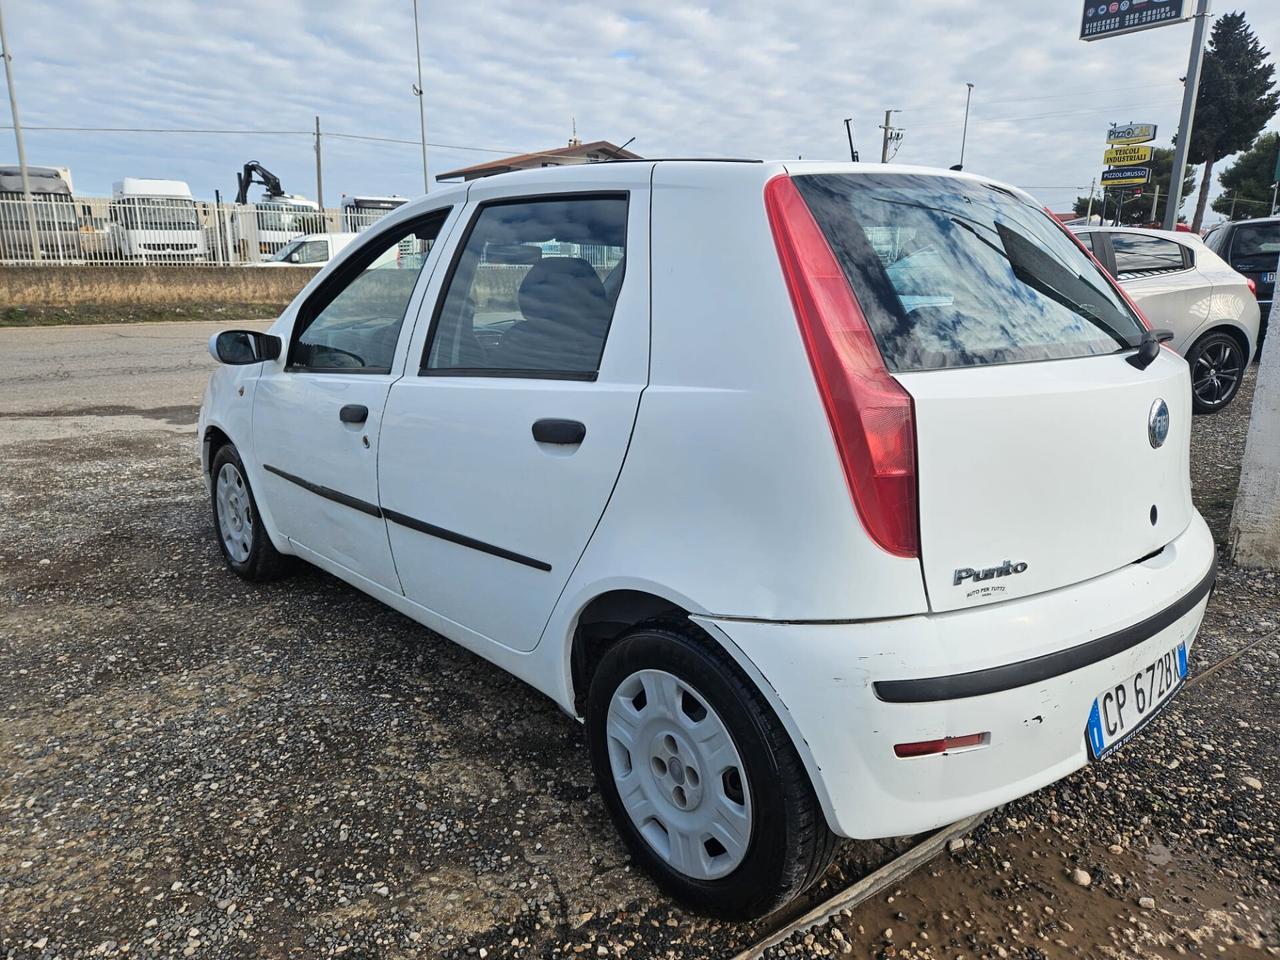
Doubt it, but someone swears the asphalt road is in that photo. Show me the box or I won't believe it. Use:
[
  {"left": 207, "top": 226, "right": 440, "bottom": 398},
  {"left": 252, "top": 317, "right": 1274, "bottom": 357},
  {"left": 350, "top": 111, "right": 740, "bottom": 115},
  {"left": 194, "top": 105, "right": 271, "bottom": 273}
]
[
  {"left": 0, "top": 320, "right": 271, "bottom": 417},
  {"left": 0, "top": 323, "right": 1276, "bottom": 959}
]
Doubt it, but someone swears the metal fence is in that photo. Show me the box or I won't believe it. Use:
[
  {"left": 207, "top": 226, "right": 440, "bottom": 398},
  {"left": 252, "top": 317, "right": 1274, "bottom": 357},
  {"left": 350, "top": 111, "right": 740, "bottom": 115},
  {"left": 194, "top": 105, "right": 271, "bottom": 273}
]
[{"left": 0, "top": 194, "right": 402, "bottom": 266}]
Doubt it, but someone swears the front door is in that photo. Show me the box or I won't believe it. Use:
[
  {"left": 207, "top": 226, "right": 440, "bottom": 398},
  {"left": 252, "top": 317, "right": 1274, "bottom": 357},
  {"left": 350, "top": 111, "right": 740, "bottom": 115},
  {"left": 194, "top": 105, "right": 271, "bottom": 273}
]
[
  {"left": 253, "top": 208, "right": 453, "bottom": 591},
  {"left": 380, "top": 176, "right": 650, "bottom": 651}
]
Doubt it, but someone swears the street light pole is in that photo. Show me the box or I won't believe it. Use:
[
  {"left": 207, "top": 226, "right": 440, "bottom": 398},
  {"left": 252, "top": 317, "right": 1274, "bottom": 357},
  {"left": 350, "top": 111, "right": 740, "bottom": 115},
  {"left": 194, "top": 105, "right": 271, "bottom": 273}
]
[
  {"left": 959, "top": 82, "right": 975, "bottom": 169},
  {"left": 1163, "top": 0, "right": 1211, "bottom": 232},
  {"left": 411, "top": 0, "right": 429, "bottom": 193},
  {"left": 0, "top": 0, "right": 40, "bottom": 261}
]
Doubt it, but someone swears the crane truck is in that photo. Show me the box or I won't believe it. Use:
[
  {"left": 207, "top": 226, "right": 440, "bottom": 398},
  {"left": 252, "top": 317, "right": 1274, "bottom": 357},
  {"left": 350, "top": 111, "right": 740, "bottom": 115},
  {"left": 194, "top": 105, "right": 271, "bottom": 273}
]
[{"left": 232, "top": 161, "right": 323, "bottom": 259}]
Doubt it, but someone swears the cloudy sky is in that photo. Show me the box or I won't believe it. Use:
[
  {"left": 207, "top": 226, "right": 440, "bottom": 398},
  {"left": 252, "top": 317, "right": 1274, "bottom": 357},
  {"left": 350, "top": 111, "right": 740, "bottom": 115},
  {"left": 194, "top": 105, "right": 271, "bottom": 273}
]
[{"left": 3, "top": 0, "right": 1279, "bottom": 221}]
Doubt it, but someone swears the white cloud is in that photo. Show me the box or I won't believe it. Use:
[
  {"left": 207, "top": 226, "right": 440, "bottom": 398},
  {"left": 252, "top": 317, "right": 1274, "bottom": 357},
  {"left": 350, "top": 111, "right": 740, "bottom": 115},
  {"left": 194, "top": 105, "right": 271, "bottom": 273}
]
[{"left": 1, "top": 0, "right": 1277, "bottom": 219}]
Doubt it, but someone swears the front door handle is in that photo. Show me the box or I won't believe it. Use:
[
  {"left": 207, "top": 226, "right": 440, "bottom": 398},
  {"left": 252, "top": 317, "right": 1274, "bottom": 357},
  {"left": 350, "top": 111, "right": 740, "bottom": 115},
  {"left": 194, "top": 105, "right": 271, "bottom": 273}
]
[
  {"left": 532, "top": 419, "right": 586, "bottom": 445},
  {"left": 340, "top": 404, "right": 369, "bottom": 424}
]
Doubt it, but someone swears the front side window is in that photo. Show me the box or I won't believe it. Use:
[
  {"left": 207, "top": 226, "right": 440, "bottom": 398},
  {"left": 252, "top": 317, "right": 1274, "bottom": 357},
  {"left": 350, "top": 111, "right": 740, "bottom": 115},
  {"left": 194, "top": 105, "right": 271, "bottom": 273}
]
[
  {"left": 793, "top": 174, "right": 1145, "bottom": 371},
  {"left": 424, "top": 195, "right": 627, "bottom": 378},
  {"left": 1076, "top": 231, "right": 1096, "bottom": 253},
  {"left": 290, "top": 212, "right": 446, "bottom": 373},
  {"left": 1110, "top": 233, "right": 1188, "bottom": 276}
]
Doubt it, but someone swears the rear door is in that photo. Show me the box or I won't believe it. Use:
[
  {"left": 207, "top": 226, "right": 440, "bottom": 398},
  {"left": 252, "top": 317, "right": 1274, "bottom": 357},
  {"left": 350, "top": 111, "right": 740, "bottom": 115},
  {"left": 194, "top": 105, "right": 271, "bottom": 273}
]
[
  {"left": 793, "top": 172, "right": 1193, "bottom": 613},
  {"left": 1103, "top": 231, "right": 1202, "bottom": 353},
  {"left": 379, "top": 169, "right": 651, "bottom": 652}
]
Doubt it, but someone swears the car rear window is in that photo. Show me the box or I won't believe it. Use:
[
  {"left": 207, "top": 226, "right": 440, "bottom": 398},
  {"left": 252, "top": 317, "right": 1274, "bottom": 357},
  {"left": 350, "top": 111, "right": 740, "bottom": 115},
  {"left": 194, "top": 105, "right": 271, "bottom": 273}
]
[
  {"left": 1230, "top": 221, "right": 1280, "bottom": 268},
  {"left": 792, "top": 173, "right": 1146, "bottom": 371}
]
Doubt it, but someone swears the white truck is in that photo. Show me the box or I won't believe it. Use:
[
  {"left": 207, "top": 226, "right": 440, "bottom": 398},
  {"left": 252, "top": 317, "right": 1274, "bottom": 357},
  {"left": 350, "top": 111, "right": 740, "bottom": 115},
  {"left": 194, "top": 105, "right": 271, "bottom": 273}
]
[{"left": 109, "top": 178, "right": 207, "bottom": 262}]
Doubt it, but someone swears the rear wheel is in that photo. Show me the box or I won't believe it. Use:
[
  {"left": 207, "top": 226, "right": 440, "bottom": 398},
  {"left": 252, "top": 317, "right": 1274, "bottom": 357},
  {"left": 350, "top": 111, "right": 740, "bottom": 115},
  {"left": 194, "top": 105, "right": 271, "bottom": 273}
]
[
  {"left": 585, "top": 620, "right": 839, "bottom": 918},
  {"left": 1186, "top": 331, "right": 1245, "bottom": 414},
  {"left": 210, "top": 443, "right": 293, "bottom": 581}
]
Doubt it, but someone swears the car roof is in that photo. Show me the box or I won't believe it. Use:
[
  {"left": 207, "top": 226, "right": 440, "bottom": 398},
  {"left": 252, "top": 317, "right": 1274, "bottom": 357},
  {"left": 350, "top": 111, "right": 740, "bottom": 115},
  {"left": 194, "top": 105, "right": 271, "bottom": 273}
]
[{"left": 388, "top": 158, "right": 1039, "bottom": 222}]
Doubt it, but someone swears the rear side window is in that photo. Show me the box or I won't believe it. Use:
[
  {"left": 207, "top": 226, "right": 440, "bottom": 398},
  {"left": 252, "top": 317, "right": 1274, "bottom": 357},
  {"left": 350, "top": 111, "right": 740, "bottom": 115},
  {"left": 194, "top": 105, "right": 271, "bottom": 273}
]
[
  {"left": 793, "top": 174, "right": 1145, "bottom": 371},
  {"left": 424, "top": 195, "right": 626, "bottom": 378},
  {"left": 1229, "top": 222, "right": 1280, "bottom": 268},
  {"left": 1110, "top": 233, "right": 1188, "bottom": 276}
]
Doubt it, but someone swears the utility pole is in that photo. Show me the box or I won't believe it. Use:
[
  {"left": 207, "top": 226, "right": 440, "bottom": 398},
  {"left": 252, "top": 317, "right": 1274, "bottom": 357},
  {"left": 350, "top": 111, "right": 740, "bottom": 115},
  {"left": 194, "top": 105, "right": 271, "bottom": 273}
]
[
  {"left": 1163, "top": 0, "right": 1211, "bottom": 232},
  {"left": 959, "top": 82, "right": 975, "bottom": 169},
  {"left": 879, "top": 109, "right": 901, "bottom": 163},
  {"left": 842, "top": 118, "right": 858, "bottom": 162},
  {"left": 1149, "top": 183, "right": 1160, "bottom": 222},
  {"left": 313, "top": 115, "right": 325, "bottom": 225},
  {"left": 411, "top": 0, "right": 429, "bottom": 193},
  {"left": 1085, "top": 177, "right": 1097, "bottom": 222},
  {"left": 0, "top": 0, "right": 40, "bottom": 262}
]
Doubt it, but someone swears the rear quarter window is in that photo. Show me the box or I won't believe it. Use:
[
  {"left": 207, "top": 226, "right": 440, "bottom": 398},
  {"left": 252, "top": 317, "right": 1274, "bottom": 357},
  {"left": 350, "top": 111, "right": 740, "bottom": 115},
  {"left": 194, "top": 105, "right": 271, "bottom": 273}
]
[{"left": 793, "top": 174, "right": 1145, "bottom": 371}]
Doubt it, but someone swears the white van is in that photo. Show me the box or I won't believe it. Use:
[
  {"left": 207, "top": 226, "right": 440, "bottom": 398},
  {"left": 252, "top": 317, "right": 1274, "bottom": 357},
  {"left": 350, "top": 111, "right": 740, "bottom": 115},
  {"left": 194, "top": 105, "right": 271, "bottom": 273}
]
[
  {"left": 109, "top": 178, "right": 207, "bottom": 262},
  {"left": 200, "top": 161, "right": 1214, "bottom": 918}
]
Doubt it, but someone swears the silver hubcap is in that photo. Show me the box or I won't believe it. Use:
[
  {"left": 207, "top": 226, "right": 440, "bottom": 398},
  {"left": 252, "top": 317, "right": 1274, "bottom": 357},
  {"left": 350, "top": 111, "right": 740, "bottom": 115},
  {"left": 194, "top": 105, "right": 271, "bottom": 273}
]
[
  {"left": 606, "top": 669, "right": 752, "bottom": 880},
  {"left": 215, "top": 462, "right": 253, "bottom": 563},
  {"left": 1192, "top": 341, "right": 1242, "bottom": 407}
]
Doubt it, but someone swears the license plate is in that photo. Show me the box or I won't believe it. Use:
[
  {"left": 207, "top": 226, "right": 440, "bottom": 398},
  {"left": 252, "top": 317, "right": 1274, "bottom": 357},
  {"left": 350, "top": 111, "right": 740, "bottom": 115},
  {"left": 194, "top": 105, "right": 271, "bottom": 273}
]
[{"left": 1085, "top": 642, "right": 1187, "bottom": 759}]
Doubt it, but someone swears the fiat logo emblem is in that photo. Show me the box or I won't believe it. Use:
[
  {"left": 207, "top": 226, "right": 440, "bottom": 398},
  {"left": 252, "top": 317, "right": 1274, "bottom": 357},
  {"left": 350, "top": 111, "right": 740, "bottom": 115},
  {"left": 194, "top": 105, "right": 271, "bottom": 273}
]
[{"left": 1148, "top": 398, "right": 1170, "bottom": 449}]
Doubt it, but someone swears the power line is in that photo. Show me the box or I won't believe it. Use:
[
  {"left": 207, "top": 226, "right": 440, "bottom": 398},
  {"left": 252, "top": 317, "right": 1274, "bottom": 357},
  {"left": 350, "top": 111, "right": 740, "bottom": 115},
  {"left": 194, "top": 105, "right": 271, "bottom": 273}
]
[{"left": 0, "top": 123, "right": 585, "bottom": 160}]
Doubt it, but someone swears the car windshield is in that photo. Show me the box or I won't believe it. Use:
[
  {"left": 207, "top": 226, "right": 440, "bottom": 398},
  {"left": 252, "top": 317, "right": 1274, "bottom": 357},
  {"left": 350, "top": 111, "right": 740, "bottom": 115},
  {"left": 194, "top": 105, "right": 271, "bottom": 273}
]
[
  {"left": 793, "top": 173, "right": 1146, "bottom": 371},
  {"left": 271, "top": 238, "right": 305, "bottom": 262}
]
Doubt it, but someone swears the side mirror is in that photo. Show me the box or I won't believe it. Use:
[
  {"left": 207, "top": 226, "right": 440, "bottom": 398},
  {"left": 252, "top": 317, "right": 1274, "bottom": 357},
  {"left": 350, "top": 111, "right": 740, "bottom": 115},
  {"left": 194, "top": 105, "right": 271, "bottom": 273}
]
[
  {"left": 288, "top": 251, "right": 301, "bottom": 263},
  {"left": 209, "top": 329, "right": 283, "bottom": 365}
]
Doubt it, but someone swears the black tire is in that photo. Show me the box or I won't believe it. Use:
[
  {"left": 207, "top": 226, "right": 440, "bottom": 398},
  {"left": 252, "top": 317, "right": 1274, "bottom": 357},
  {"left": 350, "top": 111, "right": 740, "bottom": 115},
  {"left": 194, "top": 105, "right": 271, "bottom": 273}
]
[
  {"left": 209, "top": 443, "right": 294, "bottom": 581},
  {"left": 585, "top": 619, "right": 839, "bottom": 918},
  {"left": 1186, "top": 330, "right": 1246, "bottom": 415}
]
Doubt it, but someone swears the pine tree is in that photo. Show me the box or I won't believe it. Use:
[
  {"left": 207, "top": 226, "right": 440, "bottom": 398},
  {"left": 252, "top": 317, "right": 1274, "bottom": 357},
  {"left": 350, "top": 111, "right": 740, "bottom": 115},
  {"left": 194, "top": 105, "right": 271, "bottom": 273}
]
[
  {"left": 1212, "top": 131, "right": 1280, "bottom": 220},
  {"left": 1187, "top": 11, "right": 1280, "bottom": 231}
]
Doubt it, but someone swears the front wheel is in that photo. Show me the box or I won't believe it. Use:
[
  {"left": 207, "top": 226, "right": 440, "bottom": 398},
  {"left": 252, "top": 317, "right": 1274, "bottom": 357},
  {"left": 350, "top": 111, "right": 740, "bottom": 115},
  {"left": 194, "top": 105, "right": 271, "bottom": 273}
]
[
  {"left": 1186, "top": 331, "right": 1246, "bottom": 414},
  {"left": 585, "top": 621, "right": 838, "bottom": 918},
  {"left": 210, "top": 443, "right": 293, "bottom": 581}
]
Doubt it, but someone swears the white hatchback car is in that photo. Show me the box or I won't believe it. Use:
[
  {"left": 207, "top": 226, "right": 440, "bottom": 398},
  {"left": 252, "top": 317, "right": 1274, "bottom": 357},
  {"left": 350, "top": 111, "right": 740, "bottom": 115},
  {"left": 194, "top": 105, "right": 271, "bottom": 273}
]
[
  {"left": 1072, "top": 226, "right": 1259, "bottom": 413},
  {"left": 200, "top": 161, "right": 1216, "bottom": 918}
]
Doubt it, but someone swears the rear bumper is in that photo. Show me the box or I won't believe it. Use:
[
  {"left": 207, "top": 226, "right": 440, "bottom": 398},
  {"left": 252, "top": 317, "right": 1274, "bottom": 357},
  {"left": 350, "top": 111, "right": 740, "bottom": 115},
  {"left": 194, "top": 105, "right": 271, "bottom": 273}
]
[{"left": 697, "top": 513, "right": 1216, "bottom": 839}]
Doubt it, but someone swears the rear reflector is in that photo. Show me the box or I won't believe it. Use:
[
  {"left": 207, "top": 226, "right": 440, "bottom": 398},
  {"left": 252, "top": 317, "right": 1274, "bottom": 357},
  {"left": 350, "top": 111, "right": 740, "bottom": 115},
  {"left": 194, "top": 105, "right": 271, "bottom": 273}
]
[
  {"left": 1246, "top": 277, "right": 1258, "bottom": 296},
  {"left": 893, "top": 733, "right": 990, "bottom": 758},
  {"left": 764, "top": 175, "right": 919, "bottom": 558}
]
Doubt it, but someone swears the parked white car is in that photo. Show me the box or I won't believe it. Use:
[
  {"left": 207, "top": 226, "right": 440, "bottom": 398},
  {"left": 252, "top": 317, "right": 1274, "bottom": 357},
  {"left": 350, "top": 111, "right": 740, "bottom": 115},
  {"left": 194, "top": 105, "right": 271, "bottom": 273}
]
[
  {"left": 257, "top": 232, "right": 359, "bottom": 267},
  {"left": 199, "top": 161, "right": 1215, "bottom": 918},
  {"left": 1072, "top": 226, "right": 1259, "bottom": 413}
]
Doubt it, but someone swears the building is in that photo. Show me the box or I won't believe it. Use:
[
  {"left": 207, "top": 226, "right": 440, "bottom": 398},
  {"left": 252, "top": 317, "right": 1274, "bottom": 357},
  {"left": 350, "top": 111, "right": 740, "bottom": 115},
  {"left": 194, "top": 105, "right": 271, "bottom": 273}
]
[{"left": 435, "top": 138, "right": 641, "bottom": 183}]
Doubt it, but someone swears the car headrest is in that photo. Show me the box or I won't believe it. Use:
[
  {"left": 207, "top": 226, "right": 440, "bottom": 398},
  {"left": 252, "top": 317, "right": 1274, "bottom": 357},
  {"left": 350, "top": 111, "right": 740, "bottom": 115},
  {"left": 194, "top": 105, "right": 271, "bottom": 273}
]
[{"left": 517, "top": 257, "right": 609, "bottom": 332}]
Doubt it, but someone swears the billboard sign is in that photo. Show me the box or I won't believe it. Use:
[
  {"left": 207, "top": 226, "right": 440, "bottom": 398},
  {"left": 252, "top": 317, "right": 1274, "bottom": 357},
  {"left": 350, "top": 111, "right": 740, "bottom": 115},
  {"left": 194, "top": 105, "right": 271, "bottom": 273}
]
[
  {"left": 1104, "top": 144, "right": 1154, "bottom": 165},
  {"left": 1101, "top": 166, "right": 1152, "bottom": 186},
  {"left": 1107, "top": 122, "right": 1158, "bottom": 144},
  {"left": 1081, "top": 0, "right": 1189, "bottom": 41}
]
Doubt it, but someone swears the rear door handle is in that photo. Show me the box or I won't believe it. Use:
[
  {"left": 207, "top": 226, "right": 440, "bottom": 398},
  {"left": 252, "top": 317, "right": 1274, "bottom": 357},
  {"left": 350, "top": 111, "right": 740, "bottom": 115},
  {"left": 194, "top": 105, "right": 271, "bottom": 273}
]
[
  {"left": 532, "top": 419, "right": 586, "bottom": 445},
  {"left": 340, "top": 404, "right": 369, "bottom": 424}
]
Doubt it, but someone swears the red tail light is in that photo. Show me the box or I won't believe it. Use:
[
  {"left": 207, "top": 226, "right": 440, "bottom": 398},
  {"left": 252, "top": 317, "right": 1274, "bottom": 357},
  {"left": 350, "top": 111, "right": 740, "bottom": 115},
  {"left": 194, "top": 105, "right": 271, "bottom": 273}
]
[
  {"left": 1246, "top": 277, "right": 1258, "bottom": 296},
  {"left": 764, "top": 175, "right": 919, "bottom": 558}
]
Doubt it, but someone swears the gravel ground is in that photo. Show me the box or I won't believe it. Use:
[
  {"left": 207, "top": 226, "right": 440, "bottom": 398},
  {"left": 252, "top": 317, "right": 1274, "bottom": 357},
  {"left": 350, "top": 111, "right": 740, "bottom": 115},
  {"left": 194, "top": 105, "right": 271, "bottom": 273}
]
[{"left": 1, "top": 337, "right": 1276, "bottom": 959}]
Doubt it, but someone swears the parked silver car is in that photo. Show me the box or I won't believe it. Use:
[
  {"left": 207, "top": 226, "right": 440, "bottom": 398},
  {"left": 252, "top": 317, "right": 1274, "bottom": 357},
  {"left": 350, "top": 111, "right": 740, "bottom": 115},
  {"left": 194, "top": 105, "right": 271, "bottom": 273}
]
[{"left": 1073, "top": 226, "right": 1260, "bottom": 413}]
